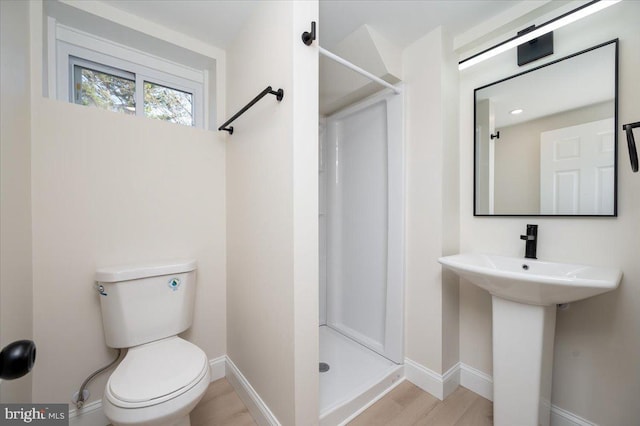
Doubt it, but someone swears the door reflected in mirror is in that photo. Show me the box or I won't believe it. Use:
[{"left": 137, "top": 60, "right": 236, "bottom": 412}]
[{"left": 474, "top": 39, "right": 618, "bottom": 216}]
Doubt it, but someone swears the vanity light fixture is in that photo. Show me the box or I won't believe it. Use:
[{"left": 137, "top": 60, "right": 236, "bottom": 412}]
[
  {"left": 510, "top": 109, "right": 524, "bottom": 115},
  {"left": 458, "top": 0, "right": 621, "bottom": 71}
]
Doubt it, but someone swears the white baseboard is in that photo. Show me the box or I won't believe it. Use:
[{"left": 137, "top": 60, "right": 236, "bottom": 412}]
[
  {"left": 225, "top": 356, "right": 281, "bottom": 426},
  {"left": 68, "top": 399, "right": 109, "bottom": 426},
  {"left": 403, "top": 358, "right": 459, "bottom": 400},
  {"left": 456, "top": 362, "right": 597, "bottom": 426},
  {"left": 209, "top": 355, "right": 226, "bottom": 381},
  {"left": 68, "top": 356, "right": 228, "bottom": 426},
  {"left": 459, "top": 362, "right": 493, "bottom": 401},
  {"left": 67, "top": 355, "right": 597, "bottom": 426},
  {"left": 550, "top": 405, "right": 598, "bottom": 426},
  {"left": 442, "top": 362, "right": 461, "bottom": 399}
]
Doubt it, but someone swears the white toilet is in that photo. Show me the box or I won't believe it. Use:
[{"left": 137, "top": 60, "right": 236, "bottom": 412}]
[{"left": 95, "top": 260, "right": 210, "bottom": 426}]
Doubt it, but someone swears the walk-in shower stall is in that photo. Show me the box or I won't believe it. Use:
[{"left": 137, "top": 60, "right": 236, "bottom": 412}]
[{"left": 318, "top": 88, "right": 404, "bottom": 424}]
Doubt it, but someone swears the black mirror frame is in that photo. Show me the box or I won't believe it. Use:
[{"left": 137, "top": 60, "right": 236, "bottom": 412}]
[{"left": 473, "top": 39, "right": 619, "bottom": 217}]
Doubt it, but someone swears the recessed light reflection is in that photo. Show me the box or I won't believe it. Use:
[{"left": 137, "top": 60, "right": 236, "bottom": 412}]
[{"left": 510, "top": 109, "right": 524, "bottom": 115}]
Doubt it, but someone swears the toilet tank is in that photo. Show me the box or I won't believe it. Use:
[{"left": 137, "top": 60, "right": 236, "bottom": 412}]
[{"left": 95, "top": 260, "right": 197, "bottom": 348}]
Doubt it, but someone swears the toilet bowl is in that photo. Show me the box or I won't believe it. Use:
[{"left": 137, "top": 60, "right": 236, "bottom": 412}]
[
  {"left": 95, "top": 260, "right": 209, "bottom": 426},
  {"left": 102, "top": 337, "right": 210, "bottom": 426}
]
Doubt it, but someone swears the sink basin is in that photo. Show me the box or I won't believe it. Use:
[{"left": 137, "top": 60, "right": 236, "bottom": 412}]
[
  {"left": 440, "top": 253, "right": 622, "bottom": 425},
  {"left": 438, "top": 253, "right": 622, "bottom": 306}
]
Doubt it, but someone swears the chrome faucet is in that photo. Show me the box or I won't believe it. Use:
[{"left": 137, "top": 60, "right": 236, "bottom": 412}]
[{"left": 520, "top": 224, "right": 538, "bottom": 259}]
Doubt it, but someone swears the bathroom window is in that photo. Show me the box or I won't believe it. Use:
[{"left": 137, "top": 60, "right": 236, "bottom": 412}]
[
  {"left": 70, "top": 58, "right": 196, "bottom": 126},
  {"left": 72, "top": 60, "right": 136, "bottom": 115},
  {"left": 55, "top": 24, "right": 204, "bottom": 128},
  {"left": 143, "top": 82, "right": 194, "bottom": 126}
]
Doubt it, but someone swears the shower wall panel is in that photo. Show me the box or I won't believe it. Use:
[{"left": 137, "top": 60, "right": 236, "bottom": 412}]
[
  {"left": 323, "top": 90, "right": 404, "bottom": 363},
  {"left": 319, "top": 119, "right": 327, "bottom": 326},
  {"left": 328, "top": 102, "right": 388, "bottom": 346}
]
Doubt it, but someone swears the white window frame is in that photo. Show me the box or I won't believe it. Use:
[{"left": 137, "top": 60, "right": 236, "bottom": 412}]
[
  {"left": 54, "top": 23, "right": 205, "bottom": 128},
  {"left": 70, "top": 56, "right": 135, "bottom": 105}
]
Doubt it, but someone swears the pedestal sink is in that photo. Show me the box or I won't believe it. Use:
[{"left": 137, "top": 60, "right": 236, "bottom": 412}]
[{"left": 439, "top": 253, "right": 622, "bottom": 426}]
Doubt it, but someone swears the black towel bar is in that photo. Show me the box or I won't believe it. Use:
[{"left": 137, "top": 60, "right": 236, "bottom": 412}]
[{"left": 218, "top": 86, "right": 284, "bottom": 135}]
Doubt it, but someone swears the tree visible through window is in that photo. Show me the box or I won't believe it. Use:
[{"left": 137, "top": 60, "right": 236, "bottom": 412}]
[
  {"left": 74, "top": 66, "right": 135, "bottom": 114},
  {"left": 72, "top": 60, "right": 195, "bottom": 127},
  {"left": 144, "top": 82, "right": 193, "bottom": 126}
]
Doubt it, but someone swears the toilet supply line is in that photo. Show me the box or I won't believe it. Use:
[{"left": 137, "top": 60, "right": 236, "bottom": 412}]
[{"left": 73, "top": 348, "right": 122, "bottom": 409}]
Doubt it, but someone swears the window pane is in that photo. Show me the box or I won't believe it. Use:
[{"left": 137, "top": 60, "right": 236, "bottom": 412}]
[
  {"left": 144, "top": 82, "right": 194, "bottom": 126},
  {"left": 74, "top": 66, "right": 136, "bottom": 114}
]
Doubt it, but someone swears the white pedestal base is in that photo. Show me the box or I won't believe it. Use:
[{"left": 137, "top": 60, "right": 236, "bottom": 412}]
[{"left": 492, "top": 296, "right": 556, "bottom": 426}]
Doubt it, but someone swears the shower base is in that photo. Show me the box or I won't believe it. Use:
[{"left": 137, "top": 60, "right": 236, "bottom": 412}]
[{"left": 319, "top": 325, "right": 403, "bottom": 425}]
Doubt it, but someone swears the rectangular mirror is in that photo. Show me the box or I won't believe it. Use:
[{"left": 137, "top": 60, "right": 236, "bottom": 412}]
[{"left": 474, "top": 39, "right": 618, "bottom": 216}]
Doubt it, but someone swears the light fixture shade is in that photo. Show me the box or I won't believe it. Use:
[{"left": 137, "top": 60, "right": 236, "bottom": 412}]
[
  {"left": 517, "top": 26, "right": 554, "bottom": 66},
  {"left": 458, "top": 0, "right": 621, "bottom": 71}
]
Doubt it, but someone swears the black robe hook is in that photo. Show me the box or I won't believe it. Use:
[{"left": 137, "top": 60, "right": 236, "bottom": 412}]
[
  {"left": 623, "top": 122, "right": 639, "bottom": 173},
  {"left": 302, "top": 21, "right": 316, "bottom": 46}
]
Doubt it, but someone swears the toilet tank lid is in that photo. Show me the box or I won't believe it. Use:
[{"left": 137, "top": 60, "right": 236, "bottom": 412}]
[{"left": 95, "top": 259, "right": 197, "bottom": 282}]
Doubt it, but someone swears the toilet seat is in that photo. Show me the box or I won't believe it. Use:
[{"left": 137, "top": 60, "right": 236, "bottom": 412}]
[{"left": 106, "top": 336, "right": 209, "bottom": 409}]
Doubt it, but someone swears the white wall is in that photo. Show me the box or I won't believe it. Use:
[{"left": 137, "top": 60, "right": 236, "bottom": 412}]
[
  {"left": 459, "top": 2, "right": 640, "bottom": 424},
  {"left": 402, "top": 26, "right": 459, "bottom": 377},
  {"left": 30, "top": 98, "right": 227, "bottom": 405},
  {"left": 226, "top": 1, "right": 318, "bottom": 424},
  {"left": 319, "top": 118, "right": 327, "bottom": 326},
  {"left": 4, "top": 2, "right": 321, "bottom": 423},
  {"left": 2, "top": 0, "right": 228, "bottom": 408},
  {"left": 292, "top": 3, "right": 320, "bottom": 422},
  {"left": 0, "top": 0, "right": 34, "bottom": 403}
]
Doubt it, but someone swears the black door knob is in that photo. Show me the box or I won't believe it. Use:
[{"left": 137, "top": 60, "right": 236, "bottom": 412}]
[{"left": 0, "top": 340, "right": 36, "bottom": 380}]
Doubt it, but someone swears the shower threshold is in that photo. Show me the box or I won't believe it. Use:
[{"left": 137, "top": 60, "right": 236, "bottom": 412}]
[{"left": 319, "top": 325, "right": 403, "bottom": 425}]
